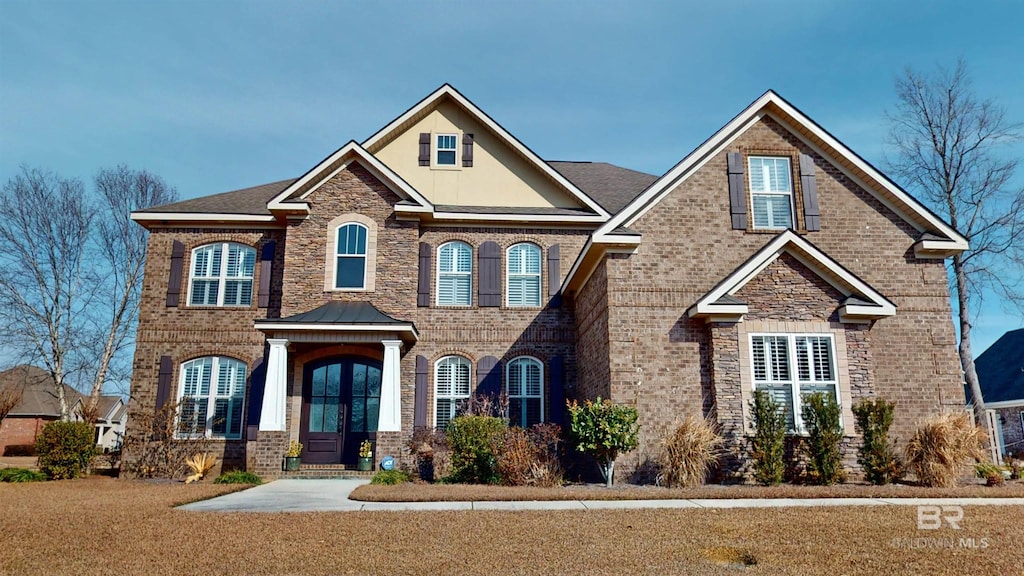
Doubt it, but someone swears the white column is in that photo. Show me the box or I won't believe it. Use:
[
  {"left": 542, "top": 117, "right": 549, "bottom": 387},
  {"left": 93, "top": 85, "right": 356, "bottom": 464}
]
[
  {"left": 378, "top": 340, "right": 403, "bottom": 432},
  {"left": 259, "top": 338, "right": 289, "bottom": 432}
]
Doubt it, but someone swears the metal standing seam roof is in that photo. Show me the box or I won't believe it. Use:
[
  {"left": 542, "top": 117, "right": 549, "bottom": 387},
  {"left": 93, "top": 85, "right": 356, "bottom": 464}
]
[{"left": 256, "top": 301, "right": 416, "bottom": 329}]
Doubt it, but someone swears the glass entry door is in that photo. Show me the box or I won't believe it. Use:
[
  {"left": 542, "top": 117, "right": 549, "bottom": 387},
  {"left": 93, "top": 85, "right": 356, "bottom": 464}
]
[{"left": 300, "top": 357, "right": 382, "bottom": 464}]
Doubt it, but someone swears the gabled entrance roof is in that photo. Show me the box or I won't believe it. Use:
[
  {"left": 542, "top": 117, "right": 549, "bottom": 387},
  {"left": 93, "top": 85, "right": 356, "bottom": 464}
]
[
  {"left": 687, "top": 230, "right": 896, "bottom": 323},
  {"left": 255, "top": 301, "right": 418, "bottom": 344}
]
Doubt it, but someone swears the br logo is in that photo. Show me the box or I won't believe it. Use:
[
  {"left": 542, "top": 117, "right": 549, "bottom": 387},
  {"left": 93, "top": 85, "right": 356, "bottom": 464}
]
[{"left": 917, "top": 505, "right": 963, "bottom": 530}]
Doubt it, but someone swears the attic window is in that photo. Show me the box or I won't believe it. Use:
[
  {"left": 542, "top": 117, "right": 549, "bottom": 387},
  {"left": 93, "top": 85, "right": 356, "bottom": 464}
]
[
  {"left": 436, "top": 134, "right": 457, "bottom": 165},
  {"left": 749, "top": 156, "right": 793, "bottom": 230}
]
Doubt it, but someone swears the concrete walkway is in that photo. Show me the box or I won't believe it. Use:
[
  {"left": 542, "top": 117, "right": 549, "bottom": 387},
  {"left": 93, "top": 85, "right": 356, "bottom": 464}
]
[{"left": 178, "top": 479, "right": 1024, "bottom": 513}]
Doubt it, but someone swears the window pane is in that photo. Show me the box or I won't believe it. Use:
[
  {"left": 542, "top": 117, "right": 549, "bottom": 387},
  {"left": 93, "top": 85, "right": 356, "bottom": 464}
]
[
  {"left": 309, "top": 398, "right": 324, "bottom": 433},
  {"left": 352, "top": 364, "right": 366, "bottom": 397},
  {"left": 351, "top": 397, "right": 365, "bottom": 432},
  {"left": 366, "top": 397, "right": 379, "bottom": 433},
  {"left": 509, "top": 398, "right": 523, "bottom": 427},
  {"left": 752, "top": 194, "right": 793, "bottom": 229},
  {"left": 757, "top": 383, "right": 794, "bottom": 431},
  {"left": 367, "top": 366, "right": 381, "bottom": 397},
  {"left": 336, "top": 257, "right": 366, "bottom": 288},
  {"left": 312, "top": 367, "right": 326, "bottom": 397},
  {"left": 436, "top": 399, "right": 454, "bottom": 430},
  {"left": 327, "top": 364, "right": 341, "bottom": 397},
  {"left": 323, "top": 401, "right": 339, "bottom": 433},
  {"left": 526, "top": 398, "right": 542, "bottom": 427},
  {"left": 212, "top": 398, "right": 228, "bottom": 435},
  {"left": 437, "top": 150, "right": 456, "bottom": 165}
]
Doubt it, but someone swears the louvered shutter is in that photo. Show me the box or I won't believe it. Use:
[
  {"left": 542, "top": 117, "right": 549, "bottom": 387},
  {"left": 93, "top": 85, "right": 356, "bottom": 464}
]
[
  {"left": 414, "top": 356, "right": 428, "bottom": 428},
  {"left": 417, "top": 243, "right": 432, "bottom": 307},
  {"left": 418, "top": 133, "right": 430, "bottom": 166},
  {"left": 548, "top": 356, "right": 565, "bottom": 425},
  {"left": 166, "top": 240, "right": 185, "bottom": 307},
  {"left": 476, "top": 356, "right": 500, "bottom": 397},
  {"left": 257, "top": 241, "right": 275, "bottom": 308},
  {"left": 156, "top": 355, "right": 173, "bottom": 410},
  {"left": 462, "top": 133, "right": 474, "bottom": 167},
  {"left": 547, "top": 244, "right": 561, "bottom": 308},
  {"left": 800, "top": 153, "right": 821, "bottom": 231},
  {"left": 727, "top": 152, "right": 747, "bottom": 230},
  {"left": 478, "top": 241, "right": 501, "bottom": 307}
]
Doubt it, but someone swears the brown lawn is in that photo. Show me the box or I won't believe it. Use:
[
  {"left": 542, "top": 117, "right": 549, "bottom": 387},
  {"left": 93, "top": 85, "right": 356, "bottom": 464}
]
[{"left": 0, "top": 477, "right": 1020, "bottom": 576}]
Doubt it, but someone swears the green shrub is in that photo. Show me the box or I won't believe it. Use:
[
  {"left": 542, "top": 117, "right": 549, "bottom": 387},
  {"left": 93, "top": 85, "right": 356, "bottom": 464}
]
[
  {"left": 445, "top": 415, "right": 507, "bottom": 484},
  {"left": 35, "top": 421, "right": 96, "bottom": 479},
  {"left": 657, "top": 416, "right": 723, "bottom": 488},
  {"left": 213, "top": 470, "right": 262, "bottom": 485},
  {"left": 801, "top": 392, "right": 845, "bottom": 485},
  {"left": 567, "top": 397, "right": 639, "bottom": 487},
  {"left": 852, "top": 398, "right": 902, "bottom": 485},
  {"left": 0, "top": 467, "right": 46, "bottom": 482},
  {"left": 370, "top": 469, "right": 412, "bottom": 485},
  {"left": 750, "top": 390, "right": 786, "bottom": 486}
]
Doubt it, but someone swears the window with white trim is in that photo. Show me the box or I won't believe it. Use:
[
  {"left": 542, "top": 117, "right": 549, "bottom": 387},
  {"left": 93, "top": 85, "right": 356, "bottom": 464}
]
[
  {"left": 335, "top": 223, "right": 368, "bottom": 289},
  {"left": 506, "top": 243, "right": 541, "bottom": 307},
  {"left": 434, "top": 355, "right": 471, "bottom": 430},
  {"left": 437, "top": 241, "right": 472, "bottom": 306},
  {"left": 507, "top": 357, "right": 543, "bottom": 427},
  {"left": 189, "top": 243, "right": 256, "bottom": 306},
  {"left": 748, "top": 156, "right": 793, "bottom": 229},
  {"left": 436, "top": 134, "right": 458, "bottom": 166},
  {"left": 177, "top": 356, "right": 247, "bottom": 439},
  {"left": 750, "top": 334, "right": 839, "bottom": 432}
]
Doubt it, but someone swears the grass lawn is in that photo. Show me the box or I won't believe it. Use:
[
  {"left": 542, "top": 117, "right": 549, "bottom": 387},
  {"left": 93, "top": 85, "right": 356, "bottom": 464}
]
[{"left": 1, "top": 477, "right": 1021, "bottom": 575}]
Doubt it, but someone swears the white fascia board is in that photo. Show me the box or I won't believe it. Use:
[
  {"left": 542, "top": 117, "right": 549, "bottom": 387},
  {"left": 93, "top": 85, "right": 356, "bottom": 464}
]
[
  {"left": 430, "top": 211, "right": 606, "bottom": 223},
  {"left": 361, "top": 84, "right": 610, "bottom": 219},
  {"left": 394, "top": 204, "right": 433, "bottom": 213},
  {"left": 914, "top": 238, "right": 969, "bottom": 259},
  {"left": 254, "top": 322, "right": 416, "bottom": 332},
  {"left": 560, "top": 236, "right": 596, "bottom": 294},
  {"left": 130, "top": 212, "right": 277, "bottom": 223},
  {"left": 687, "top": 303, "right": 749, "bottom": 317},
  {"left": 594, "top": 233, "right": 642, "bottom": 245}
]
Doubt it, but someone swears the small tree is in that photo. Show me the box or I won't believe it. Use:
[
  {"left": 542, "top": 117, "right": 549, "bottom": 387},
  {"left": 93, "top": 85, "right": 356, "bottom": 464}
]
[
  {"left": 852, "top": 397, "right": 902, "bottom": 485},
  {"left": 567, "top": 397, "right": 639, "bottom": 487},
  {"left": 0, "top": 380, "right": 24, "bottom": 425},
  {"left": 801, "top": 392, "right": 845, "bottom": 485},
  {"left": 750, "top": 390, "right": 786, "bottom": 486}
]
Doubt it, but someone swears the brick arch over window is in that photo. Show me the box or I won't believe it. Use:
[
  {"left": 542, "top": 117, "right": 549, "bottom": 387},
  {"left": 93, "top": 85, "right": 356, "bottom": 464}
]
[{"left": 324, "top": 213, "right": 378, "bottom": 292}]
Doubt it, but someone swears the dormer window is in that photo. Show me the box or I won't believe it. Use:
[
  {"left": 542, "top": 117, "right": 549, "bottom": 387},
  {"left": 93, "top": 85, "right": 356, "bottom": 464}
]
[
  {"left": 749, "top": 156, "right": 794, "bottom": 229},
  {"left": 436, "top": 134, "right": 457, "bottom": 165}
]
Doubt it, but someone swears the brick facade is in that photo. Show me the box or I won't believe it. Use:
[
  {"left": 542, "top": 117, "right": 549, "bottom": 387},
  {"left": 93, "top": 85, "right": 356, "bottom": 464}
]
[{"left": 0, "top": 416, "right": 54, "bottom": 454}]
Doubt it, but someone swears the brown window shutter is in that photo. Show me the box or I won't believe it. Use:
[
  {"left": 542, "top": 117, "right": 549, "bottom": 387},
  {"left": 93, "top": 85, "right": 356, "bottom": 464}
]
[
  {"left": 478, "top": 241, "right": 501, "bottom": 307},
  {"left": 476, "top": 356, "right": 500, "bottom": 397},
  {"left": 417, "top": 242, "right": 432, "bottom": 307},
  {"left": 462, "top": 133, "right": 474, "bottom": 167},
  {"left": 800, "top": 153, "right": 821, "bottom": 231},
  {"left": 548, "top": 355, "right": 565, "bottom": 425},
  {"left": 547, "top": 244, "right": 561, "bottom": 308},
  {"left": 418, "top": 133, "right": 431, "bottom": 166},
  {"left": 166, "top": 240, "right": 185, "bottom": 307},
  {"left": 727, "top": 152, "right": 747, "bottom": 230},
  {"left": 257, "top": 240, "right": 275, "bottom": 308},
  {"left": 156, "top": 355, "right": 173, "bottom": 410},
  {"left": 414, "top": 355, "right": 428, "bottom": 428}
]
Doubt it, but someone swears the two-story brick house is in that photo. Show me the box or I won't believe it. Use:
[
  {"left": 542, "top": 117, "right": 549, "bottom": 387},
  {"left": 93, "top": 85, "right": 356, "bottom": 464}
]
[{"left": 128, "top": 85, "right": 967, "bottom": 480}]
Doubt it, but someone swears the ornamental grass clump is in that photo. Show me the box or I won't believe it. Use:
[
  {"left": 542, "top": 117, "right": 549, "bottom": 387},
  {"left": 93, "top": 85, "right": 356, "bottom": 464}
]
[
  {"left": 657, "top": 416, "right": 723, "bottom": 488},
  {"left": 749, "top": 390, "right": 786, "bottom": 486},
  {"left": 905, "top": 412, "right": 986, "bottom": 488},
  {"left": 800, "top": 392, "right": 845, "bottom": 485},
  {"left": 852, "top": 397, "right": 902, "bottom": 485},
  {"left": 184, "top": 452, "right": 218, "bottom": 484}
]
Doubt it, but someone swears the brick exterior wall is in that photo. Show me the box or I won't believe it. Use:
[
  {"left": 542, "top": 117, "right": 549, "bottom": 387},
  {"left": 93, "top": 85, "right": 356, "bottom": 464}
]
[{"left": 0, "top": 416, "right": 55, "bottom": 454}]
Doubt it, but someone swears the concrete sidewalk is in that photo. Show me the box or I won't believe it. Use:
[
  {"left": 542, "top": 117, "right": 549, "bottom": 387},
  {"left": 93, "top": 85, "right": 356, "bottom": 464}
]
[{"left": 178, "top": 479, "right": 1024, "bottom": 513}]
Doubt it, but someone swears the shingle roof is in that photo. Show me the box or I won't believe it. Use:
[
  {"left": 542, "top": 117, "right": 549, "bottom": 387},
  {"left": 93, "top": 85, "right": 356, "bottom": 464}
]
[
  {"left": 1, "top": 365, "right": 83, "bottom": 417},
  {"left": 142, "top": 179, "right": 296, "bottom": 215},
  {"left": 974, "top": 328, "right": 1024, "bottom": 404},
  {"left": 548, "top": 161, "right": 658, "bottom": 214}
]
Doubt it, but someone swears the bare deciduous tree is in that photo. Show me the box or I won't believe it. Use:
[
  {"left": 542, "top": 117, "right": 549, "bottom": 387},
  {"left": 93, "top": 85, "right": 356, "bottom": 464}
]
[
  {"left": 0, "top": 165, "right": 177, "bottom": 419},
  {"left": 886, "top": 60, "right": 1024, "bottom": 436},
  {"left": 0, "top": 380, "right": 25, "bottom": 424}
]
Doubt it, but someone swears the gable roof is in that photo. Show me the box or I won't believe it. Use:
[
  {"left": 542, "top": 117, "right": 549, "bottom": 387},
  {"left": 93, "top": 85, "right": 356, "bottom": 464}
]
[
  {"left": 594, "top": 90, "right": 968, "bottom": 253},
  {"left": 71, "top": 395, "right": 126, "bottom": 422},
  {"left": 1, "top": 365, "right": 83, "bottom": 417},
  {"left": 687, "top": 230, "right": 896, "bottom": 323},
  {"left": 362, "top": 84, "right": 611, "bottom": 219},
  {"left": 975, "top": 328, "right": 1024, "bottom": 404},
  {"left": 548, "top": 161, "right": 658, "bottom": 214}
]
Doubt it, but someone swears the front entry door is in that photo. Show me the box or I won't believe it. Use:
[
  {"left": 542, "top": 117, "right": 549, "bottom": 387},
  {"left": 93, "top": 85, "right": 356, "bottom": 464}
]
[{"left": 300, "top": 357, "right": 382, "bottom": 465}]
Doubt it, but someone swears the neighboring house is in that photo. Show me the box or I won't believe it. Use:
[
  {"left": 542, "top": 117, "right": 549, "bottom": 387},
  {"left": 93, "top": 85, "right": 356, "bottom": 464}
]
[
  {"left": 127, "top": 85, "right": 967, "bottom": 480},
  {"left": 973, "top": 328, "right": 1024, "bottom": 460},
  {"left": 71, "top": 396, "right": 128, "bottom": 452},
  {"left": 0, "top": 365, "right": 82, "bottom": 455}
]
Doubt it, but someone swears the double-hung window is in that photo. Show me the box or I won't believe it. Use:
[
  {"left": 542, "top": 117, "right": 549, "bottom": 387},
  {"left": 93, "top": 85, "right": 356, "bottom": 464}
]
[
  {"left": 436, "top": 134, "right": 458, "bottom": 166},
  {"left": 437, "top": 241, "right": 472, "bottom": 306},
  {"left": 335, "top": 223, "right": 368, "bottom": 289},
  {"left": 434, "top": 356, "right": 471, "bottom": 430},
  {"left": 748, "top": 156, "right": 793, "bottom": 229},
  {"left": 506, "top": 243, "right": 541, "bottom": 307},
  {"left": 750, "top": 334, "right": 839, "bottom": 432},
  {"left": 190, "top": 243, "right": 256, "bottom": 306},
  {"left": 177, "top": 356, "right": 247, "bottom": 439},
  {"left": 507, "top": 357, "right": 543, "bottom": 427}
]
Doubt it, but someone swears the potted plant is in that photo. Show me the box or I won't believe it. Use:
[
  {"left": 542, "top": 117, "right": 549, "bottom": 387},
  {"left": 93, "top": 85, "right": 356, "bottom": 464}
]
[
  {"left": 358, "top": 440, "right": 373, "bottom": 471},
  {"left": 284, "top": 441, "right": 302, "bottom": 472}
]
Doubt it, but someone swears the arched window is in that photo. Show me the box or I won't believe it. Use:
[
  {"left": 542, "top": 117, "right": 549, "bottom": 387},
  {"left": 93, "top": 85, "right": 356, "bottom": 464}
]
[
  {"left": 434, "top": 355, "right": 471, "bottom": 429},
  {"left": 437, "top": 241, "right": 473, "bottom": 306},
  {"left": 506, "top": 243, "right": 541, "bottom": 307},
  {"left": 334, "top": 223, "right": 368, "bottom": 289},
  {"left": 506, "top": 356, "right": 543, "bottom": 427},
  {"left": 177, "top": 356, "right": 247, "bottom": 439},
  {"left": 189, "top": 243, "right": 256, "bottom": 306}
]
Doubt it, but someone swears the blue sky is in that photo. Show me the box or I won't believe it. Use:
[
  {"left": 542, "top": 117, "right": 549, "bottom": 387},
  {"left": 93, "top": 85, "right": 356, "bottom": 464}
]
[{"left": 1, "top": 0, "right": 1022, "bottom": 356}]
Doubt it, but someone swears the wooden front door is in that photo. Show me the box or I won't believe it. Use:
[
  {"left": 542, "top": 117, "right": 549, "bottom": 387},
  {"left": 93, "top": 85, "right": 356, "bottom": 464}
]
[{"left": 300, "top": 357, "right": 382, "bottom": 465}]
